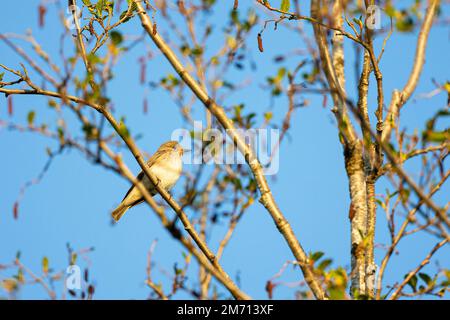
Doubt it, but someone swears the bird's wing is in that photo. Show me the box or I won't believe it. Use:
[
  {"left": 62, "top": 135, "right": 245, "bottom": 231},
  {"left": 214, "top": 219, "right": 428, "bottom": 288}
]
[
  {"left": 121, "top": 151, "right": 164, "bottom": 202},
  {"left": 146, "top": 149, "right": 166, "bottom": 167},
  {"left": 122, "top": 171, "right": 144, "bottom": 201}
]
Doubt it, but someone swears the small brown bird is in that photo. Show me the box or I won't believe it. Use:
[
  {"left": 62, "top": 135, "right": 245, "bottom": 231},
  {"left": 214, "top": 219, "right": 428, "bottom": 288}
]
[{"left": 112, "top": 141, "right": 184, "bottom": 222}]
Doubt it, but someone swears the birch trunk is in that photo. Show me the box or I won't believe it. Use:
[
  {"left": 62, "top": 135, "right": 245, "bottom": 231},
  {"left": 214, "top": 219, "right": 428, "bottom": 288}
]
[
  {"left": 345, "top": 140, "right": 368, "bottom": 296},
  {"left": 365, "top": 180, "right": 377, "bottom": 297}
]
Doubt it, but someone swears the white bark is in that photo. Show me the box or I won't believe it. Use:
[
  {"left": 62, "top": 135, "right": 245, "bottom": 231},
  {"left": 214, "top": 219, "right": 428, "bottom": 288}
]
[{"left": 345, "top": 141, "right": 368, "bottom": 296}]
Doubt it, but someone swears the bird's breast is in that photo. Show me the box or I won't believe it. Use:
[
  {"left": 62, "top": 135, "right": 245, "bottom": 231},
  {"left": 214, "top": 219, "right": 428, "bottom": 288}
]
[{"left": 150, "top": 153, "right": 182, "bottom": 190}]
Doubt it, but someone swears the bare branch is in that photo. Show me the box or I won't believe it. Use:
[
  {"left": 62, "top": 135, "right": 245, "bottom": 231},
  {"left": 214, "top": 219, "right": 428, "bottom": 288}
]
[
  {"left": 389, "top": 238, "right": 448, "bottom": 300},
  {"left": 133, "top": 0, "right": 327, "bottom": 300}
]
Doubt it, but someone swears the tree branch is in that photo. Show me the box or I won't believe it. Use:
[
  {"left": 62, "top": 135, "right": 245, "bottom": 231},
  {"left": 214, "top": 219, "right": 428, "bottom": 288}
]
[
  {"left": 133, "top": 0, "right": 327, "bottom": 300},
  {"left": 0, "top": 85, "right": 250, "bottom": 300},
  {"left": 382, "top": 0, "right": 439, "bottom": 142},
  {"left": 389, "top": 238, "right": 448, "bottom": 300}
]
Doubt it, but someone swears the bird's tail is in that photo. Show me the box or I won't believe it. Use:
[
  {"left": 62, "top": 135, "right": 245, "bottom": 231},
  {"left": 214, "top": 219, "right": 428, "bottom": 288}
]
[{"left": 112, "top": 203, "right": 129, "bottom": 222}]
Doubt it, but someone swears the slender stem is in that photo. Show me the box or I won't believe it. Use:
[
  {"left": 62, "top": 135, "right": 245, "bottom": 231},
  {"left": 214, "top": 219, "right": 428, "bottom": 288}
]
[
  {"left": 0, "top": 85, "right": 250, "bottom": 300},
  {"left": 69, "top": 0, "right": 96, "bottom": 89},
  {"left": 375, "top": 170, "right": 449, "bottom": 299},
  {"left": 389, "top": 239, "right": 448, "bottom": 300},
  {"left": 133, "top": 0, "right": 327, "bottom": 300},
  {"left": 399, "top": 0, "right": 439, "bottom": 107},
  {"left": 382, "top": 0, "right": 439, "bottom": 142}
]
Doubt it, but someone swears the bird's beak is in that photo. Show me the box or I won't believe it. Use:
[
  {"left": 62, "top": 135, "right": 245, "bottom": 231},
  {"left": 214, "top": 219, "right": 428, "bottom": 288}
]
[{"left": 181, "top": 148, "right": 191, "bottom": 156}]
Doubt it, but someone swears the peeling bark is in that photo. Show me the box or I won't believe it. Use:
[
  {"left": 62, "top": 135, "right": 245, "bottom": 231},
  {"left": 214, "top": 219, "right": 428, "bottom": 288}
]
[
  {"left": 365, "top": 180, "right": 377, "bottom": 298},
  {"left": 345, "top": 140, "right": 368, "bottom": 297}
]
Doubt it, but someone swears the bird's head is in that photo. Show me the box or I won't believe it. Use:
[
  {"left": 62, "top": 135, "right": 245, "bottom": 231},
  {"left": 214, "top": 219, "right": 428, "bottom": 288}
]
[{"left": 160, "top": 141, "right": 184, "bottom": 157}]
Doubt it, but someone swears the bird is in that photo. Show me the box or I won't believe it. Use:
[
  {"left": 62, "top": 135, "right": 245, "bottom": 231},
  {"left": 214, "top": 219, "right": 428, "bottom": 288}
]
[{"left": 112, "top": 141, "right": 184, "bottom": 222}]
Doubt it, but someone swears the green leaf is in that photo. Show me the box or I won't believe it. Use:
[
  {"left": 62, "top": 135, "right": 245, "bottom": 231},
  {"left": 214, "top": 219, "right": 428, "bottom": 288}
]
[
  {"left": 379, "top": 293, "right": 388, "bottom": 300},
  {"left": 82, "top": 0, "right": 92, "bottom": 6},
  {"left": 226, "top": 35, "right": 237, "bottom": 50},
  {"left": 444, "top": 82, "right": 450, "bottom": 94},
  {"left": 423, "top": 130, "right": 448, "bottom": 143},
  {"left": 121, "top": 0, "right": 138, "bottom": 21},
  {"left": 106, "top": 1, "right": 114, "bottom": 15},
  {"left": 396, "top": 13, "right": 414, "bottom": 32},
  {"left": 2, "top": 279, "right": 18, "bottom": 293},
  {"left": 317, "top": 258, "right": 332, "bottom": 271},
  {"left": 27, "top": 110, "right": 36, "bottom": 126},
  {"left": 352, "top": 17, "right": 363, "bottom": 29},
  {"left": 82, "top": 123, "right": 98, "bottom": 140},
  {"left": 110, "top": 31, "right": 123, "bottom": 46},
  {"left": 191, "top": 46, "right": 204, "bottom": 56},
  {"left": 280, "top": 0, "right": 290, "bottom": 12},
  {"left": 71, "top": 253, "right": 78, "bottom": 265},
  {"left": 275, "top": 67, "right": 286, "bottom": 83},
  {"left": 437, "top": 287, "right": 446, "bottom": 297},
  {"left": 17, "top": 268, "right": 24, "bottom": 284},
  {"left": 376, "top": 199, "right": 386, "bottom": 210},
  {"left": 399, "top": 188, "right": 410, "bottom": 204},
  {"left": 406, "top": 274, "right": 418, "bottom": 292},
  {"left": 87, "top": 53, "right": 101, "bottom": 65},
  {"left": 48, "top": 99, "right": 58, "bottom": 109},
  {"left": 271, "top": 87, "right": 281, "bottom": 96},
  {"left": 310, "top": 251, "right": 324, "bottom": 262},
  {"left": 418, "top": 273, "right": 432, "bottom": 286},
  {"left": 231, "top": 9, "right": 239, "bottom": 25},
  {"left": 385, "top": 4, "right": 396, "bottom": 17},
  {"left": 119, "top": 10, "right": 132, "bottom": 22},
  {"left": 42, "top": 256, "right": 49, "bottom": 274},
  {"left": 328, "top": 287, "right": 346, "bottom": 300},
  {"left": 118, "top": 118, "right": 130, "bottom": 138},
  {"left": 0, "top": 72, "right": 4, "bottom": 81},
  {"left": 233, "top": 104, "right": 244, "bottom": 117},
  {"left": 57, "top": 127, "right": 64, "bottom": 141},
  {"left": 264, "top": 112, "right": 273, "bottom": 122},
  {"left": 232, "top": 177, "right": 242, "bottom": 190},
  {"left": 96, "top": 0, "right": 106, "bottom": 17}
]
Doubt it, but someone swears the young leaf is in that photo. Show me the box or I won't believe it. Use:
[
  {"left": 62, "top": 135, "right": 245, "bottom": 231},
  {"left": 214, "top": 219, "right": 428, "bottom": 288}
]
[
  {"left": 418, "top": 273, "right": 432, "bottom": 286},
  {"left": 406, "top": 274, "right": 418, "bottom": 292},
  {"left": 118, "top": 118, "right": 130, "bottom": 138},
  {"left": 17, "top": 268, "right": 25, "bottom": 284},
  {"left": 71, "top": 253, "right": 78, "bottom": 265},
  {"left": 27, "top": 110, "right": 36, "bottom": 126},
  {"left": 96, "top": 0, "right": 106, "bottom": 17},
  {"left": 110, "top": 31, "right": 123, "bottom": 46},
  {"left": 119, "top": 10, "right": 132, "bottom": 22},
  {"left": 42, "top": 256, "right": 49, "bottom": 274},
  {"left": 310, "top": 251, "right": 324, "bottom": 262},
  {"left": 264, "top": 111, "right": 273, "bottom": 122},
  {"left": 317, "top": 258, "right": 332, "bottom": 271},
  {"left": 280, "top": 0, "right": 290, "bottom": 12}
]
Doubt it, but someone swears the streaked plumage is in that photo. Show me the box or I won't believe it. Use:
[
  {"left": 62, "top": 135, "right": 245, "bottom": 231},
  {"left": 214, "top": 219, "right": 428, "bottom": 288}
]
[{"left": 112, "top": 141, "right": 183, "bottom": 221}]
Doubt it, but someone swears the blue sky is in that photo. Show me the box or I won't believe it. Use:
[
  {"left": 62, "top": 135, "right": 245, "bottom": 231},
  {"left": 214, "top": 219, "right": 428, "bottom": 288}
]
[{"left": 0, "top": 1, "right": 448, "bottom": 299}]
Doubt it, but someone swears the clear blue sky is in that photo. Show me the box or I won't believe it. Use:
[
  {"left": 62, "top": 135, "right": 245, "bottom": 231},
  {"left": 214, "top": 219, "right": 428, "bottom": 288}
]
[{"left": 0, "top": 1, "right": 448, "bottom": 299}]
